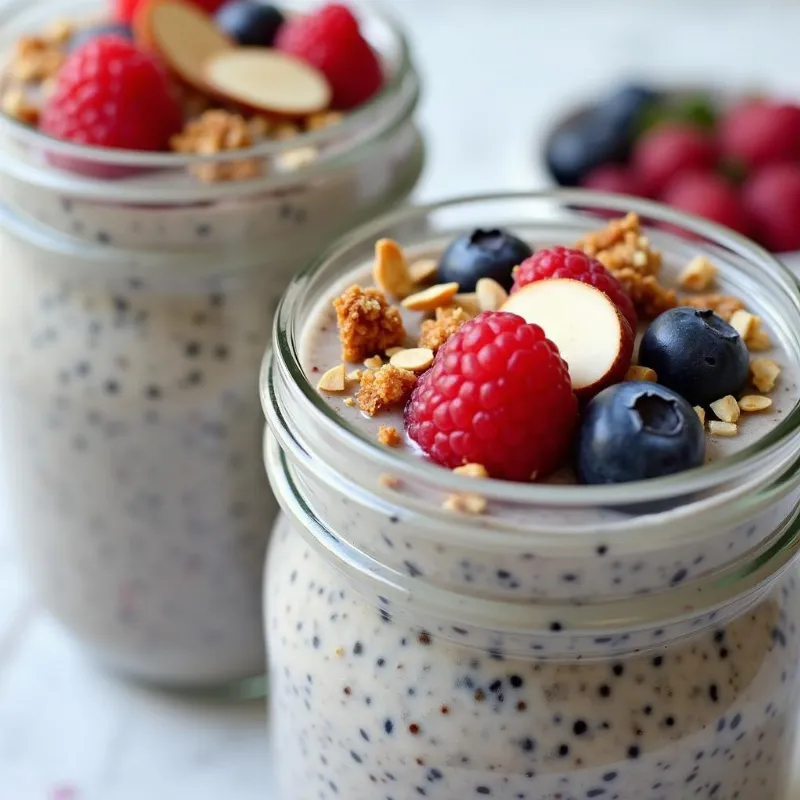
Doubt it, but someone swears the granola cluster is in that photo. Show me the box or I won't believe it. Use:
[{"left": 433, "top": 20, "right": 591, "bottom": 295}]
[
  {"left": 333, "top": 285, "right": 406, "bottom": 363},
  {"left": 418, "top": 306, "right": 470, "bottom": 352},
  {"left": 575, "top": 212, "right": 676, "bottom": 320},
  {"left": 357, "top": 365, "right": 417, "bottom": 417}
]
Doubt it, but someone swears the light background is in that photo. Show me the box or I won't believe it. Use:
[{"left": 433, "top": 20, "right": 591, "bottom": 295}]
[{"left": 4, "top": 1, "right": 800, "bottom": 797}]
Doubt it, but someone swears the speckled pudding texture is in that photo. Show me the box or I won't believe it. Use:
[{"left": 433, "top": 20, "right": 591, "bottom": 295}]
[
  {"left": 264, "top": 217, "right": 800, "bottom": 799},
  {"left": 0, "top": 77, "right": 422, "bottom": 688}
]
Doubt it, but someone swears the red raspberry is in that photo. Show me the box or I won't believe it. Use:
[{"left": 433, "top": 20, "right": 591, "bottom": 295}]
[
  {"left": 115, "top": 0, "right": 225, "bottom": 25},
  {"left": 404, "top": 312, "right": 578, "bottom": 482},
  {"left": 511, "top": 247, "right": 637, "bottom": 332},
  {"left": 743, "top": 163, "right": 800, "bottom": 252},
  {"left": 580, "top": 164, "right": 646, "bottom": 197},
  {"left": 662, "top": 171, "right": 753, "bottom": 238},
  {"left": 719, "top": 101, "right": 800, "bottom": 170},
  {"left": 40, "top": 36, "right": 182, "bottom": 153},
  {"left": 275, "top": 4, "right": 383, "bottom": 110},
  {"left": 631, "top": 123, "right": 717, "bottom": 197}
]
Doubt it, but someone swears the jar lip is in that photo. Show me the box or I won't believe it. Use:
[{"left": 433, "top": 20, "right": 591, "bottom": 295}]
[
  {"left": 268, "top": 189, "right": 800, "bottom": 508},
  {"left": 0, "top": 0, "right": 415, "bottom": 170}
]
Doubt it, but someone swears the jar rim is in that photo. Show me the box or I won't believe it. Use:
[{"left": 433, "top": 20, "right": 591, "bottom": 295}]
[
  {"left": 0, "top": 0, "right": 417, "bottom": 187},
  {"left": 267, "top": 189, "right": 800, "bottom": 509}
]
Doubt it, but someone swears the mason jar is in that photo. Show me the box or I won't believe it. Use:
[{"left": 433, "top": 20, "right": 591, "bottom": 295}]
[
  {"left": 0, "top": 0, "right": 423, "bottom": 688},
  {"left": 263, "top": 192, "right": 800, "bottom": 798}
]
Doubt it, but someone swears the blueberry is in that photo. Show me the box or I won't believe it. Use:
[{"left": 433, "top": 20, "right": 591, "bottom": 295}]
[
  {"left": 577, "top": 382, "right": 706, "bottom": 485},
  {"left": 595, "top": 84, "right": 659, "bottom": 132},
  {"left": 638, "top": 308, "right": 750, "bottom": 407},
  {"left": 68, "top": 24, "right": 133, "bottom": 51},
  {"left": 546, "top": 113, "right": 631, "bottom": 187},
  {"left": 437, "top": 229, "right": 533, "bottom": 292},
  {"left": 215, "top": 0, "right": 285, "bottom": 46}
]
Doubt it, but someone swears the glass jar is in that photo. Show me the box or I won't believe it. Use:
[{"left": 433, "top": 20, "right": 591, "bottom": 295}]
[
  {"left": 263, "top": 192, "right": 800, "bottom": 798},
  {"left": 0, "top": 0, "right": 423, "bottom": 688}
]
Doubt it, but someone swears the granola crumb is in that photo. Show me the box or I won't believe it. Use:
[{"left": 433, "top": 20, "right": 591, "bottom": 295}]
[
  {"left": 333, "top": 285, "right": 406, "bottom": 363},
  {"left": 418, "top": 306, "right": 470, "bottom": 352},
  {"left": 443, "top": 492, "right": 487, "bottom": 515},
  {"left": 1, "top": 87, "right": 40, "bottom": 125},
  {"left": 343, "top": 397, "right": 355, "bottom": 407},
  {"left": 708, "top": 420, "right": 738, "bottom": 437},
  {"left": 679, "top": 293, "right": 745, "bottom": 322},
  {"left": 709, "top": 395, "right": 740, "bottom": 424},
  {"left": 747, "top": 327, "right": 772, "bottom": 351},
  {"left": 10, "top": 35, "right": 65, "bottom": 83},
  {"left": 356, "top": 364, "right": 417, "bottom": 416},
  {"left": 679, "top": 256, "right": 718, "bottom": 292},
  {"left": 379, "top": 473, "right": 401, "bottom": 488},
  {"left": 453, "top": 463, "right": 489, "bottom": 478},
  {"left": 378, "top": 425, "right": 402, "bottom": 447},
  {"left": 750, "top": 357, "right": 781, "bottom": 393},
  {"left": 170, "top": 110, "right": 263, "bottom": 182},
  {"left": 612, "top": 268, "right": 677, "bottom": 320},
  {"left": 305, "top": 110, "right": 343, "bottom": 131}
]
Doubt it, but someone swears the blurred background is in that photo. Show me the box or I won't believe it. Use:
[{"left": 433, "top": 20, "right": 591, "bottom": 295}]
[{"left": 4, "top": 0, "right": 800, "bottom": 797}]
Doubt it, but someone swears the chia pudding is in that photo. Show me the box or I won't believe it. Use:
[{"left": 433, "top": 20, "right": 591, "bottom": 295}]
[
  {"left": 0, "top": 0, "right": 422, "bottom": 686},
  {"left": 262, "top": 193, "right": 800, "bottom": 798}
]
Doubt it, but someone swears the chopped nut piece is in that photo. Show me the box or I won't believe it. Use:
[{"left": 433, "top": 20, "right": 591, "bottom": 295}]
[
  {"left": 272, "top": 121, "right": 301, "bottom": 140},
  {"left": 277, "top": 145, "right": 317, "bottom": 171},
  {"left": 453, "top": 463, "right": 489, "bottom": 479},
  {"left": 612, "top": 268, "right": 677, "bottom": 320},
  {"left": 418, "top": 306, "right": 469, "bottom": 352},
  {"left": 708, "top": 420, "right": 738, "bottom": 437},
  {"left": 476, "top": 278, "right": 509, "bottom": 312},
  {"left": 679, "top": 256, "right": 718, "bottom": 291},
  {"left": 333, "top": 285, "right": 406, "bottom": 362},
  {"left": 710, "top": 395, "right": 740, "bottom": 424},
  {"left": 443, "top": 493, "right": 487, "bottom": 515},
  {"left": 346, "top": 369, "right": 362, "bottom": 381},
  {"left": 679, "top": 294, "right": 744, "bottom": 321},
  {"left": 750, "top": 357, "right": 781, "bottom": 393},
  {"left": 171, "top": 110, "right": 262, "bottom": 182},
  {"left": 694, "top": 406, "right": 706, "bottom": 426},
  {"left": 575, "top": 213, "right": 662, "bottom": 277},
  {"left": 378, "top": 425, "right": 402, "bottom": 447},
  {"left": 343, "top": 397, "right": 355, "bottom": 407},
  {"left": 44, "top": 18, "right": 74, "bottom": 44},
  {"left": 379, "top": 473, "right": 400, "bottom": 488},
  {"left": 305, "top": 110, "right": 343, "bottom": 131},
  {"left": 402, "top": 282, "right": 460, "bottom": 312},
  {"left": 739, "top": 394, "right": 773, "bottom": 412},
  {"left": 451, "top": 293, "right": 481, "bottom": 317},
  {"left": 373, "top": 238, "right": 414, "bottom": 298},
  {"left": 356, "top": 364, "right": 417, "bottom": 416},
  {"left": 409, "top": 258, "right": 439, "bottom": 285},
  {"left": 363, "top": 355, "right": 383, "bottom": 369},
  {"left": 317, "top": 364, "right": 346, "bottom": 393},
  {"left": 747, "top": 327, "right": 772, "bottom": 351},
  {"left": 1, "top": 88, "right": 39, "bottom": 125},
  {"left": 625, "top": 365, "right": 657, "bottom": 382},
  {"left": 389, "top": 347, "right": 434, "bottom": 372},
  {"left": 10, "top": 35, "right": 65, "bottom": 82},
  {"left": 729, "top": 309, "right": 757, "bottom": 341}
]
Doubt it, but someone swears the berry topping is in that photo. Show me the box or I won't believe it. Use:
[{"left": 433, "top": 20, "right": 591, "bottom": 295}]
[
  {"left": 40, "top": 35, "right": 182, "bottom": 151},
  {"left": 275, "top": 3, "right": 382, "bottom": 110},
  {"left": 501, "top": 278, "right": 634, "bottom": 401},
  {"left": 214, "top": 0, "right": 284, "bottom": 46},
  {"left": 69, "top": 23, "right": 133, "bottom": 51},
  {"left": 404, "top": 311, "right": 578, "bottom": 481},
  {"left": 631, "top": 123, "right": 717, "bottom": 197},
  {"left": 546, "top": 115, "right": 630, "bottom": 187},
  {"left": 743, "top": 162, "right": 800, "bottom": 252},
  {"left": 638, "top": 307, "right": 750, "bottom": 407},
  {"left": 436, "top": 229, "right": 533, "bottom": 293},
  {"left": 116, "top": 0, "right": 225, "bottom": 25},
  {"left": 720, "top": 100, "right": 800, "bottom": 170},
  {"left": 579, "top": 164, "right": 646, "bottom": 198},
  {"left": 576, "top": 381, "right": 705, "bottom": 485},
  {"left": 511, "top": 246, "right": 637, "bottom": 332},
  {"left": 661, "top": 171, "right": 753, "bottom": 237}
]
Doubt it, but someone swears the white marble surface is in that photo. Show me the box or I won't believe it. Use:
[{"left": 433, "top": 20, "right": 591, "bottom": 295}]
[{"left": 4, "top": 0, "right": 800, "bottom": 797}]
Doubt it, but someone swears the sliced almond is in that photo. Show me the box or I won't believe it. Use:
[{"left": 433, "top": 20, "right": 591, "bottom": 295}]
[
  {"left": 317, "top": 364, "right": 346, "bottom": 393},
  {"left": 679, "top": 255, "right": 718, "bottom": 292},
  {"left": 729, "top": 309, "right": 757, "bottom": 341},
  {"left": 476, "top": 278, "right": 509, "bottom": 312},
  {"left": 135, "top": 0, "right": 233, "bottom": 93},
  {"left": 453, "top": 463, "right": 489, "bottom": 479},
  {"left": 708, "top": 420, "right": 738, "bottom": 437},
  {"left": 373, "top": 239, "right": 414, "bottom": 299},
  {"left": 403, "top": 283, "right": 460, "bottom": 312},
  {"left": 625, "top": 365, "right": 657, "bottom": 382},
  {"left": 452, "top": 293, "right": 481, "bottom": 317},
  {"left": 750, "top": 357, "right": 781, "bottom": 393},
  {"left": 694, "top": 406, "right": 706, "bottom": 426},
  {"left": 409, "top": 258, "right": 438, "bottom": 285},
  {"left": 346, "top": 369, "right": 362, "bottom": 381},
  {"left": 389, "top": 347, "right": 434, "bottom": 372},
  {"left": 204, "top": 48, "right": 331, "bottom": 115},
  {"left": 709, "top": 395, "right": 740, "bottom": 424},
  {"left": 739, "top": 394, "right": 773, "bottom": 412},
  {"left": 363, "top": 355, "right": 383, "bottom": 370}
]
